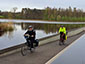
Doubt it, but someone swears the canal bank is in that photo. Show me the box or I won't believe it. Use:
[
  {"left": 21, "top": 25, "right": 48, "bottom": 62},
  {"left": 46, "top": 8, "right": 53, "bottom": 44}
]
[
  {"left": 0, "top": 27, "right": 85, "bottom": 57},
  {"left": 0, "top": 19, "right": 85, "bottom": 24}
]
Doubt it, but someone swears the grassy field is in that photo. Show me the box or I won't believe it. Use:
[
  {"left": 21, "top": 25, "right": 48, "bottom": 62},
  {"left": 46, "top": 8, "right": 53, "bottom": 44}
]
[{"left": 59, "top": 17, "right": 85, "bottom": 22}]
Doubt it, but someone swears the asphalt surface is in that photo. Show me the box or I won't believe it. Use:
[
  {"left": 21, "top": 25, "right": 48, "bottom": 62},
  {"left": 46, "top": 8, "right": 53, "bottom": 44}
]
[
  {"left": 51, "top": 34, "right": 85, "bottom": 64},
  {"left": 0, "top": 31, "right": 84, "bottom": 64}
]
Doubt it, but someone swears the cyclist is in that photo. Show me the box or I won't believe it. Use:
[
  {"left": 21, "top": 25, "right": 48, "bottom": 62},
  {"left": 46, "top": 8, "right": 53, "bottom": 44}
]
[
  {"left": 59, "top": 25, "right": 67, "bottom": 45},
  {"left": 24, "top": 25, "right": 36, "bottom": 49}
]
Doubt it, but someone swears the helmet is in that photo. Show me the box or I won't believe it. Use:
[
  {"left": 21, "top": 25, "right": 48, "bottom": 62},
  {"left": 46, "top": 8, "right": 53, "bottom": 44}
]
[
  {"left": 28, "top": 25, "right": 33, "bottom": 28},
  {"left": 61, "top": 25, "right": 64, "bottom": 27}
]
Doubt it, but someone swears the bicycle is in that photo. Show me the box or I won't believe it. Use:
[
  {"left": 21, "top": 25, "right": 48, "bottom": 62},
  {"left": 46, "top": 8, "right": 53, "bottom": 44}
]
[
  {"left": 21, "top": 34, "right": 36, "bottom": 56},
  {"left": 21, "top": 41, "right": 36, "bottom": 56}
]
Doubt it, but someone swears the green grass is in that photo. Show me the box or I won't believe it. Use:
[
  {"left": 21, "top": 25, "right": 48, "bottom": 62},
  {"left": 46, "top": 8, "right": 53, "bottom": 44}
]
[
  {"left": 0, "top": 15, "right": 5, "bottom": 18},
  {"left": 44, "top": 16, "right": 85, "bottom": 22},
  {"left": 60, "top": 17, "right": 85, "bottom": 22}
]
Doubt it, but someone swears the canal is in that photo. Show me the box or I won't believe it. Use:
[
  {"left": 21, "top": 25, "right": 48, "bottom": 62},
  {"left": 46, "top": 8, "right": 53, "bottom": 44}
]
[{"left": 0, "top": 19, "right": 85, "bottom": 50}]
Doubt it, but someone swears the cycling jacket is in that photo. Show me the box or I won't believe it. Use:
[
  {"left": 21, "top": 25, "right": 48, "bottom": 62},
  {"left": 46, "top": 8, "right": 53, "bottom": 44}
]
[
  {"left": 59, "top": 27, "right": 66, "bottom": 34},
  {"left": 25, "top": 30, "right": 36, "bottom": 40}
]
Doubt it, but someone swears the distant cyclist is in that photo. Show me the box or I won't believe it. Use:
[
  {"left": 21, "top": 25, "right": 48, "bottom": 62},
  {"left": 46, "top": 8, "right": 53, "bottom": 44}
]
[
  {"left": 59, "top": 25, "right": 67, "bottom": 45},
  {"left": 24, "top": 25, "right": 36, "bottom": 49}
]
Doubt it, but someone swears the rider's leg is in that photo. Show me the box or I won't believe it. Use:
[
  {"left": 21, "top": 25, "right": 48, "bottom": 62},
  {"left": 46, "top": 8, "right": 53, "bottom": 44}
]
[
  {"left": 26, "top": 39, "right": 31, "bottom": 47},
  {"left": 63, "top": 34, "right": 65, "bottom": 40},
  {"left": 30, "top": 39, "right": 35, "bottom": 48},
  {"left": 62, "top": 34, "right": 65, "bottom": 45},
  {"left": 34, "top": 39, "right": 39, "bottom": 47},
  {"left": 59, "top": 33, "right": 63, "bottom": 45}
]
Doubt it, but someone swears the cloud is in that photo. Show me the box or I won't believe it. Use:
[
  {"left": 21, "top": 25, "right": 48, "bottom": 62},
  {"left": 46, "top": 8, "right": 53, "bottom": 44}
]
[{"left": 0, "top": 0, "right": 85, "bottom": 11}]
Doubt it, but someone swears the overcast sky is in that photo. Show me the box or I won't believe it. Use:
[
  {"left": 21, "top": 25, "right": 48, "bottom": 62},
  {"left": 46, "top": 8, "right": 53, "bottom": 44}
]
[{"left": 0, "top": 0, "right": 85, "bottom": 12}]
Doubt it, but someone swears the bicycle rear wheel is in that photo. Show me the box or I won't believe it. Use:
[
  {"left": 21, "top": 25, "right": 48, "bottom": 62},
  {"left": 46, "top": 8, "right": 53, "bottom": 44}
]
[{"left": 21, "top": 45, "right": 29, "bottom": 56}]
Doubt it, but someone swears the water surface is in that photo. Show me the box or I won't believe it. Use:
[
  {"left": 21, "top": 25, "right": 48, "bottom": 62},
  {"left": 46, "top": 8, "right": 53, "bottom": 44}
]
[
  {"left": 0, "top": 19, "right": 85, "bottom": 50},
  {"left": 0, "top": 23, "right": 57, "bottom": 50}
]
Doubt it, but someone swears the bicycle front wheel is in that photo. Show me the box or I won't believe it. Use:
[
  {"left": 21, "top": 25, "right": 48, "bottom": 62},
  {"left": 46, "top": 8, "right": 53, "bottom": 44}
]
[{"left": 21, "top": 45, "right": 29, "bottom": 56}]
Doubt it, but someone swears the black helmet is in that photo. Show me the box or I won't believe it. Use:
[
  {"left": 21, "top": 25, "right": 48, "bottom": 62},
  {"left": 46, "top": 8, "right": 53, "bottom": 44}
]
[{"left": 61, "top": 25, "right": 64, "bottom": 27}]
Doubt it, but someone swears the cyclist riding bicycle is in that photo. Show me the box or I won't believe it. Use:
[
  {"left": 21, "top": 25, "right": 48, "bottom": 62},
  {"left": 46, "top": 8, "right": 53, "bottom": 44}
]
[
  {"left": 59, "top": 25, "right": 67, "bottom": 45},
  {"left": 24, "top": 25, "right": 36, "bottom": 49}
]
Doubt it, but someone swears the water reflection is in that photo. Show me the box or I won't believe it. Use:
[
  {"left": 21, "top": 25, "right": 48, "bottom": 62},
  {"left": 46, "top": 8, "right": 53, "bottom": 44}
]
[
  {"left": 0, "top": 22, "right": 85, "bottom": 50},
  {"left": 0, "top": 29, "right": 14, "bottom": 39},
  {"left": 0, "top": 23, "right": 59, "bottom": 50},
  {"left": 0, "top": 32, "right": 4, "bottom": 37},
  {"left": 20, "top": 23, "right": 58, "bottom": 34}
]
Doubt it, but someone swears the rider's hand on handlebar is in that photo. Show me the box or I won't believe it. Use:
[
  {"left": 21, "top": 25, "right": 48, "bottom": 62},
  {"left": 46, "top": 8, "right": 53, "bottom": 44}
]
[
  {"left": 31, "top": 35, "right": 34, "bottom": 37},
  {"left": 24, "top": 34, "right": 30, "bottom": 37}
]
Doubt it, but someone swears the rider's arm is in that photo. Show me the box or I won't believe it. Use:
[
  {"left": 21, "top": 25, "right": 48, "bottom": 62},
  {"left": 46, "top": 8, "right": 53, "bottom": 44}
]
[
  {"left": 63, "top": 27, "right": 66, "bottom": 34},
  {"left": 59, "top": 28, "right": 61, "bottom": 33},
  {"left": 24, "top": 31, "right": 30, "bottom": 37},
  {"left": 31, "top": 30, "right": 36, "bottom": 38}
]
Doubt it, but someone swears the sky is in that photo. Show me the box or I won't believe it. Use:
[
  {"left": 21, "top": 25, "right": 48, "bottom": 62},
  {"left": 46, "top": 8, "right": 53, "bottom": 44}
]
[{"left": 0, "top": 0, "right": 85, "bottom": 12}]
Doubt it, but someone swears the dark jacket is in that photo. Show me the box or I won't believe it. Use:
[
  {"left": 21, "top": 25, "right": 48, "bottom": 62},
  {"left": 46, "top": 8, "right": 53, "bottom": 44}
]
[{"left": 25, "top": 30, "right": 36, "bottom": 40}]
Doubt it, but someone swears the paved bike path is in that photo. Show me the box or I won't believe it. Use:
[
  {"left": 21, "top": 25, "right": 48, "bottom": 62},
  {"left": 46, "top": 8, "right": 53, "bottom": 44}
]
[{"left": 0, "top": 32, "right": 84, "bottom": 64}]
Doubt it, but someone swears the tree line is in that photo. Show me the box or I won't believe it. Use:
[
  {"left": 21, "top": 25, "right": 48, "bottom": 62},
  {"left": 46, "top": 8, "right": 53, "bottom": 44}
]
[{"left": 0, "top": 7, "right": 85, "bottom": 22}]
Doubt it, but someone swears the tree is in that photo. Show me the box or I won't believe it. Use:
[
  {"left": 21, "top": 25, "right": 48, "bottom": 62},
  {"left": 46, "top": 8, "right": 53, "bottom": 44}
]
[
  {"left": 12, "top": 7, "right": 18, "bottom": 13},
  {"left": 57, "top": 15, "right": 61, "bottom": 21},
  {"left": 68, "top": 6, "right": 72, "bottom": 17},
  {"left": 44, "top": 7, "right": 52, "bottom": 20},
  {"left": 73, "top": 7, "right": 77, "bottom": 17},
  {"left": 8, "top": 12, "right": 13, "bottom": 19}
]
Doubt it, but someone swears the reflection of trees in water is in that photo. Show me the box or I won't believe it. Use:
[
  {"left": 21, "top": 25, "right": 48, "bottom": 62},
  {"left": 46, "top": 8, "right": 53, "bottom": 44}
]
[
  {"left": 0, "top": 22, "right": 14, "bottom": 37},
  {"left": 7, "top": 31, "right": 14, "bottom": 39},
  {"left": 20, "top": 23, "right": 85, "bottom": 34},
  {"left": 21, "top": 23, "right": 58, "bottom": 34},
  {"left": 0, "top": 23, "right": 84, "bottom": 37},
  {"left": 0, "top": 32, "right": 4, "bottom": 37},
  {"left": 0, "top": 30, "right": 14, "bottom": 38},
  {"left": 43, "top": 24, "right": 58, "bottom": 34}
]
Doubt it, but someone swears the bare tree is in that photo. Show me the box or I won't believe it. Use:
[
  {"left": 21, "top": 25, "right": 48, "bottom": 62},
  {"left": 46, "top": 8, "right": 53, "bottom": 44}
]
[{"left": 12, "top": 7, "right": 18, "bottom": 13}]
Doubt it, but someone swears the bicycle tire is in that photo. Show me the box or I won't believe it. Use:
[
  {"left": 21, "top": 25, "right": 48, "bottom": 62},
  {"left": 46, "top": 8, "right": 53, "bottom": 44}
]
[{"left": 21, "top": 45, "right": 29, "bottom": 56}]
